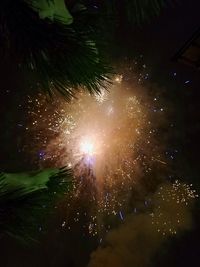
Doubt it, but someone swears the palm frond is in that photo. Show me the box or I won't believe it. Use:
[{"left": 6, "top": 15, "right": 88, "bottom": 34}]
[
  {"left": 27, "top": 0, "right": 74, "bottom": 24},
  {"left": 0, "top": 167, "right": 72, "bottom": 242},
  {"left": 0, "top": 0, "right": 112, "bottom": 100}
]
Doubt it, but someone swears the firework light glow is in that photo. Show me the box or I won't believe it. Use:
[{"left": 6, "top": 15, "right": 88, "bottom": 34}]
[
  {"left": 34, "top": 75, "right": 150, "bottom": 178},
  {"left": 24, "top": 65, "right": 198, "bottom": 238},
  {"left": 80, "top": 140, "right": 95, "bottom": 155}
]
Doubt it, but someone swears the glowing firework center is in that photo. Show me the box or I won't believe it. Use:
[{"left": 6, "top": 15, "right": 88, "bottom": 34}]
[{"left": 80, "top": 139, "right": 95, "bottom": 156}]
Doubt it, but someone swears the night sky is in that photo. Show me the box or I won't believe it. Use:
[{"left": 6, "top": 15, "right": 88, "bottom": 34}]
[{"left": 0, "top": 1, "right": 200, "bottom": 266}]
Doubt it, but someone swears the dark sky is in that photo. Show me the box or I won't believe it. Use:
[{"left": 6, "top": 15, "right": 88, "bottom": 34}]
[
  {"left": 128, "top": 2, "right": 200, "bottom": 266},
  {"left": 0, "top": 1, "right": 200, "bottom": 266},
  {"left": 128, "top": 0, "right": 200, "bottom": 69},
  {"left": 126, "top": 0, "right": 200, "bottom": 181}
]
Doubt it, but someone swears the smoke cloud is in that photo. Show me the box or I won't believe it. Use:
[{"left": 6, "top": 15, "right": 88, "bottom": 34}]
[{"left": 88, "top": 182, "right": 197, "bottom": 267}]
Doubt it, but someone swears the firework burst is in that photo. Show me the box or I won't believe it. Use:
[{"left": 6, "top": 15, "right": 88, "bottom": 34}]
[
  {"left": 23, "top": 66, "right": 183, "bottom": 237},
  {"left": 150, "top": 181, "right": 198, "bottom": 236}
]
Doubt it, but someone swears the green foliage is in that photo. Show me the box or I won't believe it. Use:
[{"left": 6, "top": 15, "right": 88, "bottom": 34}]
[
  {"left": 27, "top": 0, "right": 74, "bottom": 24},
  {"left": 0, "top": 0, "right": 112, "bottom": 100},
  {"left": 0, "top": 167, "right": 72, "bottom": 242}
]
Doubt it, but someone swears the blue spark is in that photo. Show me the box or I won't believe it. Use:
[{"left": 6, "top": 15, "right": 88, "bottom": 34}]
[
  {"left": 119, "top": 211, "right": 124, "bottom": 220},
  {"left": 38, "top": 150, "right": 45, "bottom": 159}
]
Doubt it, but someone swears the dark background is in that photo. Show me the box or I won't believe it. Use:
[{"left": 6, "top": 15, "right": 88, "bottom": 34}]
[{"left": 0, "top": 0, "right": 200, "bottom": 266}]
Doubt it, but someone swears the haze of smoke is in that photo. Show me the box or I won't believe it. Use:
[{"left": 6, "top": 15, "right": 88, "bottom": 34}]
[{"left": 88, "top": 182, "right": 196, "bottom": 267}]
